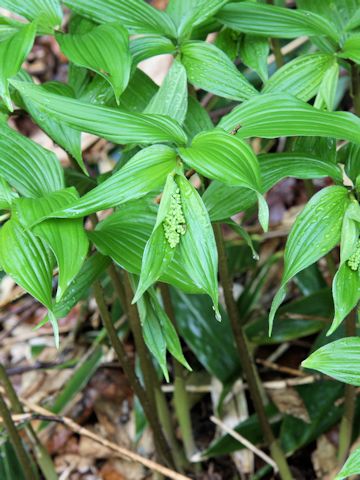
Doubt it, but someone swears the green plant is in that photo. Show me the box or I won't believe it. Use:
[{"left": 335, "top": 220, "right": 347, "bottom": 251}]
[{"left": 0, "top": 0, "right": 360, "bottom": 478}]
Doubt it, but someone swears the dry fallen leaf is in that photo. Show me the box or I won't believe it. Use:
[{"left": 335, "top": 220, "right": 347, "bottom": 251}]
[{"left": 268, "top": 387, "right": 310, "bottom": 423}]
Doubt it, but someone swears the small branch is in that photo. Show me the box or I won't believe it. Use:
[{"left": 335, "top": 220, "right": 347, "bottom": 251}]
[
  {"left": 210, "top": 416, "right": 278, "bottom": 472},
  {"left": 2, "top": 399, "right": 191, "bottom": 480},
  {"left": 0, "top": 394, "right": 38, "bottom": 479}
]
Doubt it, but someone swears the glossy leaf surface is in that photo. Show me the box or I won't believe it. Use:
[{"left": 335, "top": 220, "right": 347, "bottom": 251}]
[{"left": 0, "top": 0, "right": 62, "bottom": 33}]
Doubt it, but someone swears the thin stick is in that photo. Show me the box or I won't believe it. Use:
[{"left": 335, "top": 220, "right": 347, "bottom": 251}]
[
  {"left": 213, "top": 224, "right": 293, "bottom": 480},
  {"left": 92, "top": 281, "right": 173, "bottom": 468},
  {"left": 210, "top": 416, "right": 278, "bottom": 472},
  {"left": 0, "top": 394, "right": 38, "bottom": 479},
  {"left": 4, "top": 400, "right": 191, "bottom": 480}
]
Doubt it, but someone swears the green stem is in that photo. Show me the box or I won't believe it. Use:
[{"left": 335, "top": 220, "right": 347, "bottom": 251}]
[
  {"left": 0, "top": 394, "right": 38, "bottom": 479},
  {"left": 123, "top": 273, "right": 188, "bottom": 472},
  {"left": 213, "top": 224, "right": 293, "bottom": 480},
  {"left": 266, "top": 0, "right": 284, "bottom": 68},
  {"left": 92, "top": 280, "right": 174, "bottom": 469},
  {"left": 338, "top": 308, "right": 357, "bottom": 465},
  {"left": 160, "top": 284, "right": 197, "bottom": 461},
  {"left": 0, "top": 364, "right": 57, "bottom": 480}
]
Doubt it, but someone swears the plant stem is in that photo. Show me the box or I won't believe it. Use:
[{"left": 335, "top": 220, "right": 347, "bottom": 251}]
[
  {"left": 213, "top": 223, "right": 293, "bottom": 480},
  {"left": 0, "top": 364, "right": 57, "bottom": 480},
  {"left": 92, "top": 280, "right": 174, "bottom": 469},
  {"left": 122, "top": 273, "right": 188, "bottom": 472},
  {"left": 266, "top": 0, "right": 284, "bottom": 68},
  {"left": 338, "top": 308, "right": 357, "bottom": 465},
  {"left": 0, "top": 393, "right": 37, "bottom": 479},
  {"left": 160, "top": 284, "right": 197, "bottom": 460}
]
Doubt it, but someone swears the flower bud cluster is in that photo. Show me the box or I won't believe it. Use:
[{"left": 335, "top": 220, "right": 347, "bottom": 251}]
[
  {"left": 348, "top": 239, "right": 360, "bottom": 271},
  {"left": 163, "top": 188, "right": 186, "bottom": 248}
]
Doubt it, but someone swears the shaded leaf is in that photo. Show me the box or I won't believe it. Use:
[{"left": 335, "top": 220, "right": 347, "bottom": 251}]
[
  {"left": 240, "top": 34, "right": 269, "bottom": 82},
  {"left": 339, "top": 33, "right": 360, "bottom": 64},
  {"left": 180, "top": 40, "right": 258, "bottom": 101},
  {"left": 183, "top": 96, "right": 213, "bottom": 141},
  {"left": 56, "top": 23, "right": 131, "bottom": 103}
]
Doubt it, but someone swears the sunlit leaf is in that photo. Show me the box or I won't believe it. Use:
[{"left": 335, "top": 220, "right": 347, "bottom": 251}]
[{"left": 0, "top": 0, "right": 62, "bottom": 33}]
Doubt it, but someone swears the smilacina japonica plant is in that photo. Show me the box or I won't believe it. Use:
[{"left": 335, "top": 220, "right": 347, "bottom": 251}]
[{"left": 0, "top": 0, "right": 360, "bottom": 479}]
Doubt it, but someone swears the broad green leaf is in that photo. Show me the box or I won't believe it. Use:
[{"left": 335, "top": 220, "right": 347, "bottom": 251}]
[
  {"left": 336, "top": 448, "right": 360, "bottom": 479},
  {"left": 240, "top": 34, "right": 269, "bottom": 83},
  {"left": 0, "top": 177, "right": 17, "bottom": 209},
  {"left": 338, "top": 142, "right": 360, "bottom": 184},
  {"left": 56, "top": 23, "right": 131, "bottom": 103},
  {"left": 64, "top": 0, "right": 177, "bottom": 37},
  {"left": 297, "top": 0, "right": 360, "bottom": 36},
  {"left": 0, "top": 17, "right": 23, "bottom": 42},
  {"left": 11, "top": 80, "right": 187, "bottom": 146},
  {"left": 172, "top": 289, "right": 240, "bottom": 383},
  {"left": 145, "top": 60, "right": 188, "bottom": 125},
  {"left": 216, "top": 2, "right": 339, "bottom": 41},
  {"left": 183, "top": 96, "right": 213, "bottom": 141},
  {"left": 0, "top": 121, "right": 64, "bottom": 197},
  {"left": 14, "top": 188, "right": 89, "bottom": 301},
  {"left": 0, "top": 0, "right": 62, "bottom": 33},
  {"left": 119, "top": 69, "right": 158, "bottom": 113},
  {"left": 314, "top": 61, "right": 339, "bottom": 112},
  {"left": 329, "top": 264, "right": 360, "bottom": 335},
  {"left": 180, "top": 40, "right": 258, "bottom": 102},
  {"left": 0, "top": 22, "right": 36, "bottom": 110},
  {"left": 345, "top": 9, "right": 360, "bottom": 31},
  {"left": 167, "top": 0, "right": 228, "bottom": 40},
  {"left": 54, "top": 253, "right": 111, "bottom": 318},
  {"left": 263, "top": 53, "right": 335, "bottom": 102},
  {"left": 204, "top": 152, "right": 343, "bottom": 221},
  {"left": 302, "top": 337, "right": 360, "bottom": 386},
  {"left": 178, "top": 129, "right": 268, "bottom": 230},
  {"left": 338, "top": 33, "right": 360, "bottom": 64},
  {"left": 219, "top": 93, "right": 360, "bottom": 145},
  {"left": 130, "top": 35, "right": 176, "bottom": 67},
  {"left": 176, "top": 175, "right": 219, "bottom": 317},
  {"left": 18, "top": 80, "right": 84, "bottom": 172},
  {"left": 269, "top": 186, "right": 350, "bottom": 332},
  {"left": 0, "top": 219, "right": 53, "bottom": 309},
  {"left": 135, "top": 285, "right": 190, "bottom": 380},
  {"left": 215, "top": 27, "right": 239, "bottom": 62},
  {"left": 88, "top": 199, "right": 204, "bottom": 294},
  {"left": 133, "top": 175, "right": 179, "bottom": 302},
  {"left": 44, "top": 145, "right": 178, "bottom": 218}
]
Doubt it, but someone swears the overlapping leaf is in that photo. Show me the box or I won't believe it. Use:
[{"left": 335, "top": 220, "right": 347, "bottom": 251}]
[
  {"left": 44, "top": 145, "right": 178, "bottom": 218},
  {"left": 130, "top": 35, "right": 176, "bottom": 67},
  {"left": 216, "top": 2, "right": 339, "bottom": 41},
  {"left": 240, "top": 35, "right": 269, "bottom": 83},
  {"left": 0, "top": 219, "right": 53, "bottom": 309},
  {"left": 180, "top": 40, "right": 258, "bottom": 102},
  {"left": 204, "top": 152, "right": 342, "bottom": 221},
  {"left": 178, "top": 129, "right": 268, "bottom": 230},
  {"left": 269, "top": 186, "right": 350, "bottom": 332},
  {"left": 0, "top": 121, "right": 64, "bottom": 197},
  {"left": 263, "top": 53, "right": 336, "bottom": 102},
  {"left": 0, "top": 0, "right": 62, "bottom": 33},
  {"left": 64, "top": 0, "right": 177, "bottom": 37},
  {"left": 14, "top": 188, "right": 89, "bottom": 301},
  {"left": 336, "top": 448, "right": 360, "bottom": 479},
  {"left": 56, "top": 23, "right": 131, "bottom": 103},
  {"left": 219, "top": 93, "right": 360, "bottom": 144},
  {"left": 302, "top": 337, "right": 360, "bottom": 386},
  {"left": 0, "top": 22, "right": 36, "bottom": 110},
  {"left": 11, "top": 80, "right": 187, "bottom": 146},
  {"left": 145, "top": 60, "right": 188, "bottom": 125}
]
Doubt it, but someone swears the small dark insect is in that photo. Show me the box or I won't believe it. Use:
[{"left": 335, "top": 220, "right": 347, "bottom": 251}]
[{"left": 230, "top": 124, "right": 241, "bottom": 135}]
